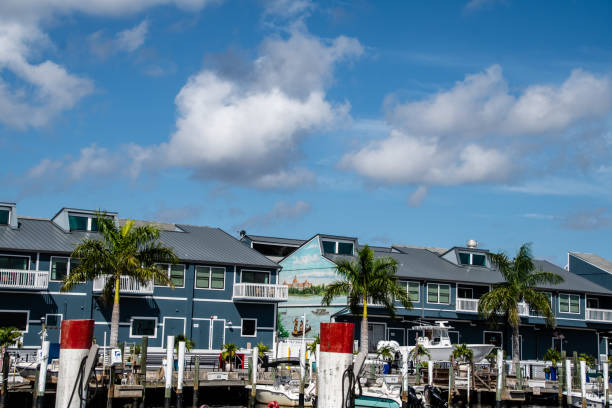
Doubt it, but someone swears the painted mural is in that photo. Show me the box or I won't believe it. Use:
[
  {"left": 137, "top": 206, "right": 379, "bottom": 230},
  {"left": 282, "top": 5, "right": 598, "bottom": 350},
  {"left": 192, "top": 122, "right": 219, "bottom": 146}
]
[{"left": 278, "top": 237, "right": 348, "bottom": 339}]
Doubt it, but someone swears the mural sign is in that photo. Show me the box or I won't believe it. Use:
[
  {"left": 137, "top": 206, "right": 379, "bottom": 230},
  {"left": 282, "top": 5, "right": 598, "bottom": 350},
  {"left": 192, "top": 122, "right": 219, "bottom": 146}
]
[{"left": 278, "top": 237, "right": 348, "bottom": 339}]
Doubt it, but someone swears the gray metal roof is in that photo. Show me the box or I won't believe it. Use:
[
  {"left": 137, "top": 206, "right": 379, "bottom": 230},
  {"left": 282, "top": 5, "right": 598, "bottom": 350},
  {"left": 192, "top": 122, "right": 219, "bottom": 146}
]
[
  {"left": 392, "top": 244, "right": 447, "bottom": 255},
  {"left": 324, "top": 246, "right": 612, "bottom": 295},
  {"left": 570, "top": 252, "right": 612, "bottom": 274},
  {"left": 319, "top": 234, "right": 358, "bottom": 241},
  {"left": 0, "top": 218, "right": 278, "bottom": 268},
  {"left": 245, "top": 234, "right": 305, "bottom": 247}
]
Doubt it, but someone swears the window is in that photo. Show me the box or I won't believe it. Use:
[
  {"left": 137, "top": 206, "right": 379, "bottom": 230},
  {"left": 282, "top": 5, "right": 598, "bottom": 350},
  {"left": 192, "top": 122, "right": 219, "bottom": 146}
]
[
  {"left": 51, "top": 257, "right": 69, "bottom": 281},
  {"left": 0, "top": 210, "right": 9, "bottom": 225},
  {"left": 427, "top": 283, "right": 450, "bottom": 304},
  {"left": 483, "top": 331, "right": 503, "bottom": 347},
  {"left": 322, "top": 241, "right": 336, "bottom": 254},
  {"left": 458, "top": 252, "right": 486, "bottom": 266},
  {"left": 0, "top": 311, "right": 28, "bottom": 332},
  {"left": 242, "top": 270, "right": 269, "bottom": 284},
  {"left": 241, "top": 318, "right": 257, "bottom": 337},
  {"left": 154, "top": 264, "right": 185, "bottom": 287},
  {"left": 211, "top": 267, "right": 225, "bottom": 289},
  {"left": 458, "top": 287, "right": 473, "bottom": 299},
  {"left": 69, "top": 215, "right": 88, "bottom": 231},
  {"left": 530, "top": 292, "right": 553, "bottom": 316},
  {"left": 338, "top": 242, "right": 354, "bottom": 255},
  {"left": 0, "top": 255, "right": 28, "bottom": 270},
  {"left": 90, "top": 217, "right": 98, "bottom": 232},
  {"left": 559, "top": 294, "right": 580, "bottom": 314},
  {"left": 400, "top": 281, "right": 420, "bottom": 302},
  {"left": 587, "top": 297, "right": 599, "bottom": 309},
  {"left": 195, "top": 266, "right": 210, "bottom": 289},
  {"left": 130, "top": 318, "right": 157, "bottom": 337},
  {"left": 45, "top": 314, "right": 62, "bottom": 328}
]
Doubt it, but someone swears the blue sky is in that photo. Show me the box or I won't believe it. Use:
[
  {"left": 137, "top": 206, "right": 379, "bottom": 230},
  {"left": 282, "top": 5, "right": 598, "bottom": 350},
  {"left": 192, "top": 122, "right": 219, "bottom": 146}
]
[{"left": 2, "top": 0, "right": 612, "bottom": 265}]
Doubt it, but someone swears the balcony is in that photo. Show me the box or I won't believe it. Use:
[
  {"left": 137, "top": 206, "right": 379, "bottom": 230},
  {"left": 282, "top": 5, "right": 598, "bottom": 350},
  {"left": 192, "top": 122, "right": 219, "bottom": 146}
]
[
  {"left": 586, "top": 308, "right": 612, "bottom": 323},
  {"left": 456, "top": 298, "right": 479, "bottom": 313},
  {"left": 92, "top": 275, "right": 154, "bottom": 294},
  {"left": 233, "top": 283, "right": 288, "bottom": 302},
  {"left": 0, "top": 269, "right": 49, "bottom": 289}
]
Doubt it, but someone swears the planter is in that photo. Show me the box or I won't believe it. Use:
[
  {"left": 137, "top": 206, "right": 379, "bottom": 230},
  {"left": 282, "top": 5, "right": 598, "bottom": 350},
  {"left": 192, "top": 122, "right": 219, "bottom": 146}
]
[
  {"left": 545, "top": 372, "right": 550, "bottom": 380},
  {"left": 551, "top": 367, "right": 557, "bottom": 381}
]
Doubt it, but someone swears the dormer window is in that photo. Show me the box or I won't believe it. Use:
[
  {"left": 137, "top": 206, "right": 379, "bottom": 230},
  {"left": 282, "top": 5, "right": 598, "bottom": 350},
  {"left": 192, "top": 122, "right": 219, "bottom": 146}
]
[
  {"left": 322, "top": 240, "right": 354, "bottom": 255},
  {"left": 0, "top": 209, "right": 9, "bottom": 225},
  {"left": 69, "top": 215, "right": 99, "bottom": 232},
  {"left": 458, "top": 252, "right": 486, "bottom": 266}
]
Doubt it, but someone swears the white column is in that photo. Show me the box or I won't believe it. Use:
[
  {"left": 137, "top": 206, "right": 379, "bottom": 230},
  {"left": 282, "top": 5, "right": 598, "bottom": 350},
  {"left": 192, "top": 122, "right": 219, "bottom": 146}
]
[
  {"left": 177, "top": 341, "right": 185, "bottom": 393},
  {"left": 165, "top": 336, "right": 175, "bottom": 392},
  {"left": 37, "top": 340, "right": 50, "bottom": 396}
]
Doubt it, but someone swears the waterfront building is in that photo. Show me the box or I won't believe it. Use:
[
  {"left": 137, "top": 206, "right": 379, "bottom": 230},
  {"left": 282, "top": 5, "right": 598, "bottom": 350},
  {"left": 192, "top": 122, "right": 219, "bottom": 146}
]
[
  {"left": 0, "top": 203, "right": 286, "bottom": 353},
  {"left": 241, "top": 232, "right": 612, "bottom": 361}
]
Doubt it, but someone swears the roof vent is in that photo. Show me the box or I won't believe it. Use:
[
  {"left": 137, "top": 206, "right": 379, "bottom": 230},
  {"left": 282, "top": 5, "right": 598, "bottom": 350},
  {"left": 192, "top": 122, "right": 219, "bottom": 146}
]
[{"left": 466, "top": 239, "right": 478, "bottom": 248}]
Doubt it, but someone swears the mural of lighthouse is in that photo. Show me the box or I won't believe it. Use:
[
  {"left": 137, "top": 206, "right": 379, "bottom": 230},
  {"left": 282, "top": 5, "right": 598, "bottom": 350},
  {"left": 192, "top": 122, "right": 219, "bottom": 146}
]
[{"left": 278, "top": 236, "right": 352, "bottom": 339}]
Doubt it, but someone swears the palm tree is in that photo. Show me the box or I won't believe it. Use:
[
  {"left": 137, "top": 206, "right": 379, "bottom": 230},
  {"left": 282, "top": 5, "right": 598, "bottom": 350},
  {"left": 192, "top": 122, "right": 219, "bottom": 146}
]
[
  {"left": 175, "top": 334, "right": 195, "bottom": 352},
  {"left": 0, "top": 327, "right": 22, "bottom": 348},
  {"left": 478, "top": 243, "right": 563, "bottom": 378},
  {"left": 61, "top": 214, "right": 178, "bottom": 347},
  {"left": 321, "top": 245, "right": 412, "bottom": 376}
]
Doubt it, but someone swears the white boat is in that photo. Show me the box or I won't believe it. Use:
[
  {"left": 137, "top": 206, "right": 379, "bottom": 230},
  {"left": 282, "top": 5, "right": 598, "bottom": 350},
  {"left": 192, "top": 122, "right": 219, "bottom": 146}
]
[
  {"left": 564, "top": 391, "right": 607, "bottom": 408},
  {"left": 381, "top": 321, "right": 494, "bottom": 362},
  {"left": 247, "top": 381, "right": 315, "bottom": 407}
]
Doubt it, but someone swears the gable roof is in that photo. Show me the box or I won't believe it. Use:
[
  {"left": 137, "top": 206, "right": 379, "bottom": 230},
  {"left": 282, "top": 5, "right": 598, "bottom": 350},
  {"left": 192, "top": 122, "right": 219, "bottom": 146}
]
[
  {"left": 570, "top": 252, "right": 612, "bottom": 274},
  {"left": 0, "top": 218, "right": 278, "bottom": 268},
  {"left": 244, "top": 234, "right": 306, "bottom": 247}
]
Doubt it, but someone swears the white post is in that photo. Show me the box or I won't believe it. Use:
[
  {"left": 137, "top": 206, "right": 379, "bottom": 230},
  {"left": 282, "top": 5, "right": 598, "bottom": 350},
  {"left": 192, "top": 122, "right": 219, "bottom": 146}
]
[
  {"left": 402, "top": 348, "right": 409, "bottom": 394},
  {"left": 103, "top": 331, "right": 107, "bottom": 372},
  {"left": 300, "top": 341, "right": 306, "bottom": 381},
  {"left": 566, "top": 359, "right": 573, "bottom": 405},
  {"left": 428, "top": 361, "right": 434, "bottom": 386},
  {"left": 37, "top": 340, "right": 50, "bottom": 396},
  {"left": 177, "top": 341, "right": 185, "bottom": 393},
  {"left": 604, "top": 362, "right": 609, "bottom": 406},
  {"left": 164, "top": 336, "right": 175, "bottom": 404},
  {"left": 252, "top": 346, "right": 259, "bottom": 385},
  {"left": 467, "top": 364, "right": 471, "bottom": 405},
  {"left": 580, "top": 360, "right": 587, "bottom": 406}
]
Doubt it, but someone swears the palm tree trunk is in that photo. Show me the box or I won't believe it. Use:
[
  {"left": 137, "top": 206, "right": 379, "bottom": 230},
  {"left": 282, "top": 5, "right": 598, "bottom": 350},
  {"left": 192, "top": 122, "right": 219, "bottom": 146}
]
[
  {"left": 109, "top": 278, "right": 120, "bottom": 348},
  {"left": 353, "top": 299, "right": 368, "bottom": 376},
  {"left": 512, "top": 322, "right": 522, "bottom": 389}
]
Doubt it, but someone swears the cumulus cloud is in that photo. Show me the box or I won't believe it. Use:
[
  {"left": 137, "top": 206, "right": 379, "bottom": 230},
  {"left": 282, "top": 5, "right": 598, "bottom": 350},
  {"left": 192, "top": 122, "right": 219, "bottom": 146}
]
[
  {"left": 235, "top": 200, "right": 312, "bottom": 230},
  {"left": 408, "top": 186, "right": 428, "bottom": 207},
  {"left": 341, "top": 65, "right": 612, "bottom": 205},
  {"left": 262, "top": 0, "right": 314, "bottom": 19},
  {"left": 89, "top": 19, "right": 150, "bottom": 58},
  {"left": 0, "top": 1, "right": 215, "bottom": 129},
  {"left": 126, "top": 26, "right": 362, "bottom": 188}
]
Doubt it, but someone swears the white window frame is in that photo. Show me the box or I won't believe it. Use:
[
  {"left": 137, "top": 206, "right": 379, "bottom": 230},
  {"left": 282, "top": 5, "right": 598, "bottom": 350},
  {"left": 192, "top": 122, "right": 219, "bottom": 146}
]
[
  {"left": 0, "top": 207, "right": 10, "bottom": 225},
  {"left": 154, "top": 263, "right": 186, "bottom": 288},
  {"left": 240, "top": 269, "right": 271, "bottom": 284},
  {"left": 427, "top": 283, "right": 451, "bottom": 305},
  {"left": 49, "top": 256, "right": 71, "bottom": 282},
  {"left": 44, "top": 313, "right": 62, "bottom": 328},
  {"left": 559, "top": 293, "right": 580, "bottom": 314},
  {"left": 129, "top": 316, "right": 158, "bottom": 339},
  {"left": 458, "top": 252, "right": 487, "bottom": 266},
  {"left": 0, "top": 253, "right": 31, "bottom": 270},
  {"left": 241, "top": 318, "right": 257, "bottom": 337},
  {"left": 320, "top": 239, "right": 354, "bottom": 255},
  {"left": 194, "top": 265, "right": 211, "bottom": 289},
  {"left": 457, "top": 286, "right": 473, "bottom": 299},
  {"left": 399, "top": 280, "right": 420, "bottom": 303},
  {"left": 208, "top": 266, "right": 226, "bottom": 290},
  {"left": 483, "top": 330, "right": 503, "bottom": 348},
  {"left": 552, "top": 337, "right": 564, "bottom": 352},
  {"left": 0, "top": 309, "right": 30, "bottom": 333}
]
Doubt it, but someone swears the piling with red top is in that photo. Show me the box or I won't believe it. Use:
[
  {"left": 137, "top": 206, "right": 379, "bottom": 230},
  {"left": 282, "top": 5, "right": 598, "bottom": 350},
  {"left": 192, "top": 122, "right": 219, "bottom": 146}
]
[
  {"left": 318, "top": 323, "right": 355, "bottom": 407},
  {"left": 55, "top": 319, "right": 94, "bottom": 408}
]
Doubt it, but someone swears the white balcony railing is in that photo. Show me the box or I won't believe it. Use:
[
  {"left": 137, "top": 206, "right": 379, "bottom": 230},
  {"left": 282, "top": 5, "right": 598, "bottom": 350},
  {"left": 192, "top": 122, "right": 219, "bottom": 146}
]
[
  {"left": 233, "top": 283, "right": 288, "bottom": 301},
  {"left": 0, "top": 269, "right": 49, "bottom": 289},
  {"left": 586, "top": 308, "right": 612, "bottom": 323},
  {"left": 92, "top": 275, "right": 154, "bottom": 294},
  {"left": 456, "top": 297, "right": 479, "bottom": 313}
]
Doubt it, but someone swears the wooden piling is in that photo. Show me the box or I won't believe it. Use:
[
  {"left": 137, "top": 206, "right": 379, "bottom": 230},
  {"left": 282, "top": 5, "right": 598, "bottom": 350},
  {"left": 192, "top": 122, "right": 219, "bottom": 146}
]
[
  {"left": 193, "top": 356, "right": 200, "bottom": 408},
  {"left": 467, "top": 364, "right": 471, "bottom": 407},
  {"left": 139, "top": 336, "right": 148, "bottom": 408},
  {"left": 573, "top": 351, "right": 580, "bottom": 389},
  {"left": 106, "top": 365, "right": 115, "bottom": 408},
  {"left": 449, "top": 357, "right": 455, "bottom": 408},
  {"left": 0, "top": 348, "right": 9, "bottom": 408}
]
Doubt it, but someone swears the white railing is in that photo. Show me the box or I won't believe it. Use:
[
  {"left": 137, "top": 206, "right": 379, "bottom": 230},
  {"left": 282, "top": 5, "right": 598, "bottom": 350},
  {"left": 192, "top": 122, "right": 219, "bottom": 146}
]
[
  {"left": 456, "top": 298, "right": 479, "bottom": 313},
  {"left": 586, "top": 308, "right": 612, "bottom": 323},
  {"left": 0, "top": 269, "right": 49, "bottom": 289},
  {"left": 92, "top": 275, "right": 154, "bottom": 294},
  {"left": 518, "top": 302, "right": 529, "bottom": 316},
  {"left": 233, "top": 283, "right": 288, "bottom": 301}
]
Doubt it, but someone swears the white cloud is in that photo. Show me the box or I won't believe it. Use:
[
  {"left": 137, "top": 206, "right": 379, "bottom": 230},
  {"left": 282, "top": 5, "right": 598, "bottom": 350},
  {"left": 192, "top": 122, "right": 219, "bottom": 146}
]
[
  {"left": 341, "top": 65, "right": 612, "bottom": 204},
  {"left": 408, "top": 186, "right": 428, "bottom": 207},
  {"left": 127, "top": 26, "right": 361, "bottom": 188},
  {"left": 116, "top": 19, "right": 149, "bottom": 52},
  {"left": 66, "top": 145, "right": 119, "bottom": 180},
  {"left": 262, "top": 0, "right": 314, "bottom": 19},
  {"left": 0, "top": 1, "right": 215, "bottom": 129},
  {"left": 236, "top": 200, "right": 312, "bottom": 229}
]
